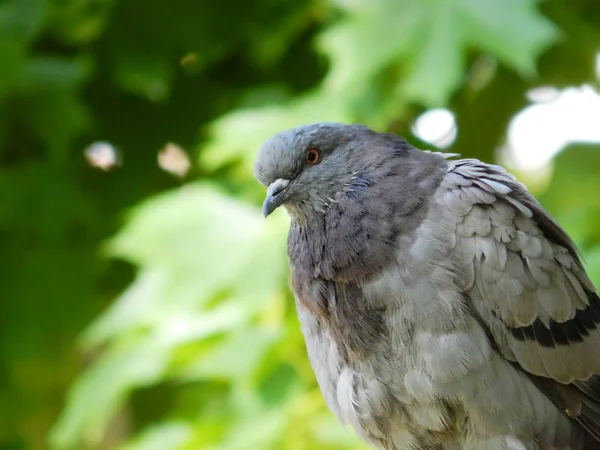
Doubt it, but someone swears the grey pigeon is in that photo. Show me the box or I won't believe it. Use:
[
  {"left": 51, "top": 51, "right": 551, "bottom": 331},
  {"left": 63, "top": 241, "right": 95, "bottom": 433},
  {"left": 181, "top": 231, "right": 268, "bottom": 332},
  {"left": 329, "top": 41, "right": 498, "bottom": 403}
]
[{"left": 253, "top": 123, "right": 600, "bottom": 450}]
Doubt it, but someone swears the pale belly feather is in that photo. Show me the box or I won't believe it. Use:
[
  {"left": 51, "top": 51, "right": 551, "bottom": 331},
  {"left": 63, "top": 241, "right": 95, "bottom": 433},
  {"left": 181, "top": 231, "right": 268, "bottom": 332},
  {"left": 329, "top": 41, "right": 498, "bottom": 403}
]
[{"left": 296, "top": 215, "right": 579, "bottom": 449}]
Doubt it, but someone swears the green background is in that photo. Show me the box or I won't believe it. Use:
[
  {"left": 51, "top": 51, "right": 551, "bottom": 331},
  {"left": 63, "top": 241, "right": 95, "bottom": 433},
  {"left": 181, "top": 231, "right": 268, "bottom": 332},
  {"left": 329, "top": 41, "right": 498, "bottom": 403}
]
[{"left": 1, "top": 0, "right": 600, "bottom": 448}]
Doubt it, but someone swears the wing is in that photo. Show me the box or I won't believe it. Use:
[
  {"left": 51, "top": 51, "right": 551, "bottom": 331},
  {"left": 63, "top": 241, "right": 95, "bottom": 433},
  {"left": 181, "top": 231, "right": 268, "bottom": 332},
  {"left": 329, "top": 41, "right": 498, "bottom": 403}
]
[{"left": 437, "top": 158, "right": 600, "bottom": 440}]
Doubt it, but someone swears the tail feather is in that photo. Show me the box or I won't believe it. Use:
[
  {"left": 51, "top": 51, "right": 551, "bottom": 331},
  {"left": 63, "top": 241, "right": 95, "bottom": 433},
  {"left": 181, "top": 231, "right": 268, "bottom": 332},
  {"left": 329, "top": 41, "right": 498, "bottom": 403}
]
[
  {"left": 523, "top": 372, "right": 600, "bottom": 445},
  {"left": 575, "top": 377, "right": 600, "bottom": 443}
]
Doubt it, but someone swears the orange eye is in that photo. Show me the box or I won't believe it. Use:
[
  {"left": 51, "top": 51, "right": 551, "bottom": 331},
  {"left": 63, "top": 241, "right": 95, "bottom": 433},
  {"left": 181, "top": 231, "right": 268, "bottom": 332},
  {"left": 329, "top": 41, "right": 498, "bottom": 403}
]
[{"left": 305, "top": 148, "right": 321, "bottom": 165}]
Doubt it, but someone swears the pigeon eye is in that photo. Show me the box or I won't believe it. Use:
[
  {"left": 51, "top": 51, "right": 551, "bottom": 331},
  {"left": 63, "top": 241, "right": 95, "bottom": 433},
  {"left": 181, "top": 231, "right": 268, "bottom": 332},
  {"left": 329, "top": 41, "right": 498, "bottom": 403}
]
[{"left": 305, "top": 148, "right": 321, "bottom": 165}]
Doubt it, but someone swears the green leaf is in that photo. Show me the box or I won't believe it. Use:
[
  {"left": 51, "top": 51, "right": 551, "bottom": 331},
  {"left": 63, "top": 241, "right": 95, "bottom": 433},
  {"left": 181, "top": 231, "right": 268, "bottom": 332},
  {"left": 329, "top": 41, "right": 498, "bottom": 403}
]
[
  {"left": 460, "top": 0, "right": 558, "bottom": 74},
  {"left": 114, "top": 54, "right": 172, "bottom": 102},
  {"left": 122, "top": 422, "right": 193, "bottom": 450},
  {"left": 200, "top": 92, "right": 349, "bottom": 171},
  {"left": 535, "top": 143, "right": 600, "bottom": 255},
  {"left": 57, "top": 184, "right": 291, "bottom": 447},
  {"left": 218, "top": 411, "right": 287, "bottom": 450},
  {"left": 538, "top": 143, "right": 600, "bottom": 213},
  {"left": 107, "top": 183, "right": 285, "bottom": 276},
  {"left": 84, "top": 183, "right": 290, "bottom": 347},
  {"left": 399, "top": 2, "right": 463, "bottom": 106},
  {"left": 50, "top": 336, "right": 172, "bottom": 449},
  {"left": 21, "top": 56, "right": 91, "bottom": 89},
  {"left": 0, "top": 0, "right": 47, "bottom": 43},
  {"left": 319, "top": 0, "right": 421, "bottom": 97},
  {"left": 10, "top": 1, "right": 596, "bottom": 449},
  {"left": 178, "top": 329, "right": 281, "bottom": 382},
  {"left": 320, "top": 0, "right": 558, "bottom": 106},
  {"left": 11, "top": 57, "right": 91, "bottom": 161},
  {"left": 0, "top": 40, "right": 26, "bottom": 98},
  {"left": 45, "top": 0, "right": 114, "bottom": 45},
  {"left": 584, "top": 245, "right": 600, "bottom": 287},
  {"left": 15, "top": 87, "right": 90, "bottom": 161},
  {"left": 81, "top": 267, "right": 171, "bottom": 347}
]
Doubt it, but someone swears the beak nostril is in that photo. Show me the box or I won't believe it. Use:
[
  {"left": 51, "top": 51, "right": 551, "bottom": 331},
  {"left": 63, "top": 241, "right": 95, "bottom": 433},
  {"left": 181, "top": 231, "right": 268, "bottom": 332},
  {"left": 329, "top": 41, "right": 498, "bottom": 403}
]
[
  {"left": 271, "top": 185, "right": 284, "bottom": 197},
  {"left": 267, "top": 178, "right": 290, "bottom": 198}
]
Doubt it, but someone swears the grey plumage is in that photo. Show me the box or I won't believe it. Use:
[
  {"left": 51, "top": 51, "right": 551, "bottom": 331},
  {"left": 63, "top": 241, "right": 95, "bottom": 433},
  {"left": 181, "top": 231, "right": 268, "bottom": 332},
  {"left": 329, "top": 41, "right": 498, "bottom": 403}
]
[{"left": 254, "top": 122, "right": 600, "bottom": 449}]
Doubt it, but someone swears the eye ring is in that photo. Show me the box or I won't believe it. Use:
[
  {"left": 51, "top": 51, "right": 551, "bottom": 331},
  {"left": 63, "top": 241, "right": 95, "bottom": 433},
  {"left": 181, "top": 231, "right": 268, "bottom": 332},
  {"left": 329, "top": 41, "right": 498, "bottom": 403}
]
[{"left": 305, "top": 148, "right": 321, "bottom": 165}]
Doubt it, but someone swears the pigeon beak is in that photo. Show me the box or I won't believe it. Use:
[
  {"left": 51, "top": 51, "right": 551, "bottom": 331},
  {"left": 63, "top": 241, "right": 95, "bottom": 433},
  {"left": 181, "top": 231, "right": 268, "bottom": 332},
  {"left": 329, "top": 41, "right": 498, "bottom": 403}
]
[{"left": 263, "top": 178, "right": 290, "bottom": 218}]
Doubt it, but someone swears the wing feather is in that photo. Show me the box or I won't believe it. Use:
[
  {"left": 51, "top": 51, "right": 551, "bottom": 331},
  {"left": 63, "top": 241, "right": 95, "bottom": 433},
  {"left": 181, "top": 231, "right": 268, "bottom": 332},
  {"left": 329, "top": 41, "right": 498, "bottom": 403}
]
[{"left": 437, "top": 158, "right": 600, "bottom": 439}]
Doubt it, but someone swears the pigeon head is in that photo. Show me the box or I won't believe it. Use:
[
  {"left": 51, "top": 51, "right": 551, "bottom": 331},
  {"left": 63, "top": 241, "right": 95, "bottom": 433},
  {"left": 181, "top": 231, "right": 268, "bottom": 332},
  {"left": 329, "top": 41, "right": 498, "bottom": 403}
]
[{"left": 254, "top": 122, "right": 388, "bottom": 218}]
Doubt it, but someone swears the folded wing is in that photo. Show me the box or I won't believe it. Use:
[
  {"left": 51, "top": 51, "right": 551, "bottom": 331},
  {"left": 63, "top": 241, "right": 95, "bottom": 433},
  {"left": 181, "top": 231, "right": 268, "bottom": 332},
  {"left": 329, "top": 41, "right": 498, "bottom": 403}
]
[{"left": 438, "top": 158, "right": 600, "bottom": 440}]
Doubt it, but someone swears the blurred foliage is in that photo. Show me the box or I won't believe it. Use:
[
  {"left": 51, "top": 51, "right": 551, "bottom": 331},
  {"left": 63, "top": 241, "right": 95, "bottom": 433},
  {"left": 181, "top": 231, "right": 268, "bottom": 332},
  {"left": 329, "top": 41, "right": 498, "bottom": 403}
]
[{"left": 0, "top": 0, "right": 600, "bottom": 449}]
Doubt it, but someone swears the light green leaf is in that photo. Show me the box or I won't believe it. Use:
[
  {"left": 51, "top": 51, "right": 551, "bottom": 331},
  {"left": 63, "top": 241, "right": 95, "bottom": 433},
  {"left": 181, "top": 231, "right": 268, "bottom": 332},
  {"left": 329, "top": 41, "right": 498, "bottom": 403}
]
[
  {"left": 81, "top": 266, "right": 178, "bottom": 347},
  {"left": 320, "top": 0, "right": 558, "bottom": 106},
  {"left": 583, "top": 245, "right": 600, "bottom": 287},
  {"left": 319, "top": 0, "right": 421, "bottom": 96},
  {"left": 200, "top": 92, "right": 349, "bottom": 171},
  {"left": 178, "top": 329, "right": 281, "bottom": 381},
  {"left": 400, "top": 2, "right": 463, "bottom": 106},
  {"left": 50, "top": 336, "right": 172, "bottom": 449},
  {"left": 538, "top": 143, "right": 600, "bottom": 212},
  {"left": 55, "top": 183, "right": 292, "bottom": 447},
  {"left": 85, "top": 183, "right": 289, "bottom": 345},
  {"left": 83, "top": 277, "right": 256, "bottom": 350},
  {"left": 218, "top": 411, "right": 287, "bottom": 450},
  {"left": 458, "top": 0, "right": 558, "bottom": 74},
  {"left": 122, "top": 422, "right": 193, "bottom": 450},
  {"left": 109, "top": 184, "right": 263, "bottom": 267}
]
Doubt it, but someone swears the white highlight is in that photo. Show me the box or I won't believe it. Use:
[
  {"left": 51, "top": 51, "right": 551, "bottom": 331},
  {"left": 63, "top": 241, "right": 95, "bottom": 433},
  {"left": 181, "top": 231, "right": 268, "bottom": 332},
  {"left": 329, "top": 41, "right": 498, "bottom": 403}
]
[
  {"left": 158, "top": 143, "right": 191, "bottom": 178},
  {"left": 507, "top": 85, "right": 600, "bottom": 171},
  {"left": 412, "top": 108, "right": 457, "bottom": 149},
  {"left": 413, "top": 78, "right": 600, "bottom": 173},
  {"left": 84, "top": 141, "right": 120, "bottom": 170}
]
